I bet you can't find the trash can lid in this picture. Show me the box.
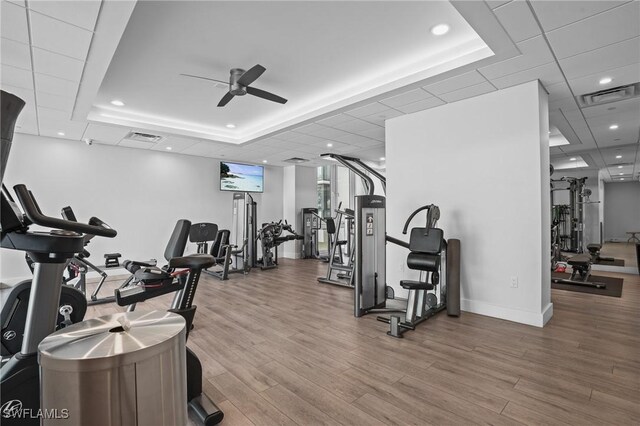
[39,310,186,372]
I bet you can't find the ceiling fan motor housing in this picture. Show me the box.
[229,68,247,96]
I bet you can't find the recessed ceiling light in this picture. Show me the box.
[262,160,268,163]
[57,131,65,136]
[619,173,624,175]
[569,157,576,161]
[226,123,235,129]
[327,143,333,147]
[380,157,386,161]
[609,124,619,130]
[166,146,172,150]
[599,77,612,85]
[615,155,622,159]
[618,165,623,169]
[431,24,449,36]
[620,178,625,181]
[110,100,125,106]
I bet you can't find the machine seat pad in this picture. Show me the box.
[336,240,348,245]
[400,280,435,290]
[123,259,158,273]
[567,254,591,266]
[169,254,215,269]
[407,252,440,272]
[587,244,602,251]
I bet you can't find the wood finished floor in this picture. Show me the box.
[87,260,640,425]
[600,242,638,268]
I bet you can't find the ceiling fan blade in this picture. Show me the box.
[246,86,287,104]
[237,64,266,87]
[180,73,228,85]
[217,92,235,107]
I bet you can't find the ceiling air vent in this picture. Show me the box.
[125,132,164,143]
[577,83,640,107]
[284,157,309,164]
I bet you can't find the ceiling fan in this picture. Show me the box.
[181,64,287,107]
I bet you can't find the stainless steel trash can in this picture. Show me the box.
[38,310,187,426]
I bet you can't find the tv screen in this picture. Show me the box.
[220,161,264,193]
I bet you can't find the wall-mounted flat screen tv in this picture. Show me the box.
[220,161,264,193]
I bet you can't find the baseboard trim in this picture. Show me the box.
[461,298,552,328]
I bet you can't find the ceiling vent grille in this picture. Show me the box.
[125,132,164,143]
[283,157,309,164]
[577,83,640,107]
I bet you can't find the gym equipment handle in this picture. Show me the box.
[13,184,117,238]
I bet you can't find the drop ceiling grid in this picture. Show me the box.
[1,0,102,140]
[2,0,638,173]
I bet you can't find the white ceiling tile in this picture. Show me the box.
[29,11,93,60]
[15,102,38,134]
[439,81,497,103]
[359,109,404,126]
[286,132,325,145]
[28,0,102,32]
[39,118,87,140]
[423,71,487,95]
[33,72,79,97]
[1,84,35,106]
[559,37,640,80]
[380,88,432,108]
[31,47,84,81]
[316,113,354,127]
[586,107,640,128]
[486,1,512,9]
[492,0,541,43]
[582,97,639,119]
[568,63,640,97]
[36,91,75,112]
[396,96,446,114]
[546,81,574,103]
[327,118,380,134]
[37,105,69,121]
[478,36,554,80]
[1,64,33,90]
[530,0,628,32]
[0,37,32,70]
[82,123,131,145]
[181,142,229,157]
[333,133,380,147]
[357,126,385,142]
[292,123,327,136]
[151,135,199,153]
[118,139,156,149]
[345,102,389,118]
[491,61,564,89]
[6,0,26,6]
[272,131,302,141]
[1,1,29,44]
[545,2,640,59]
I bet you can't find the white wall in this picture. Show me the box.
[1,134,283,281]
[604,181,640,242]
[386,81,551,327]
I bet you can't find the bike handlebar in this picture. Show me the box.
[13,184,117,238]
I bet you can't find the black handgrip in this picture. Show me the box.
[13,184,117,238]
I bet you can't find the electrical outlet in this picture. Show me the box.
[510,276,518,288]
